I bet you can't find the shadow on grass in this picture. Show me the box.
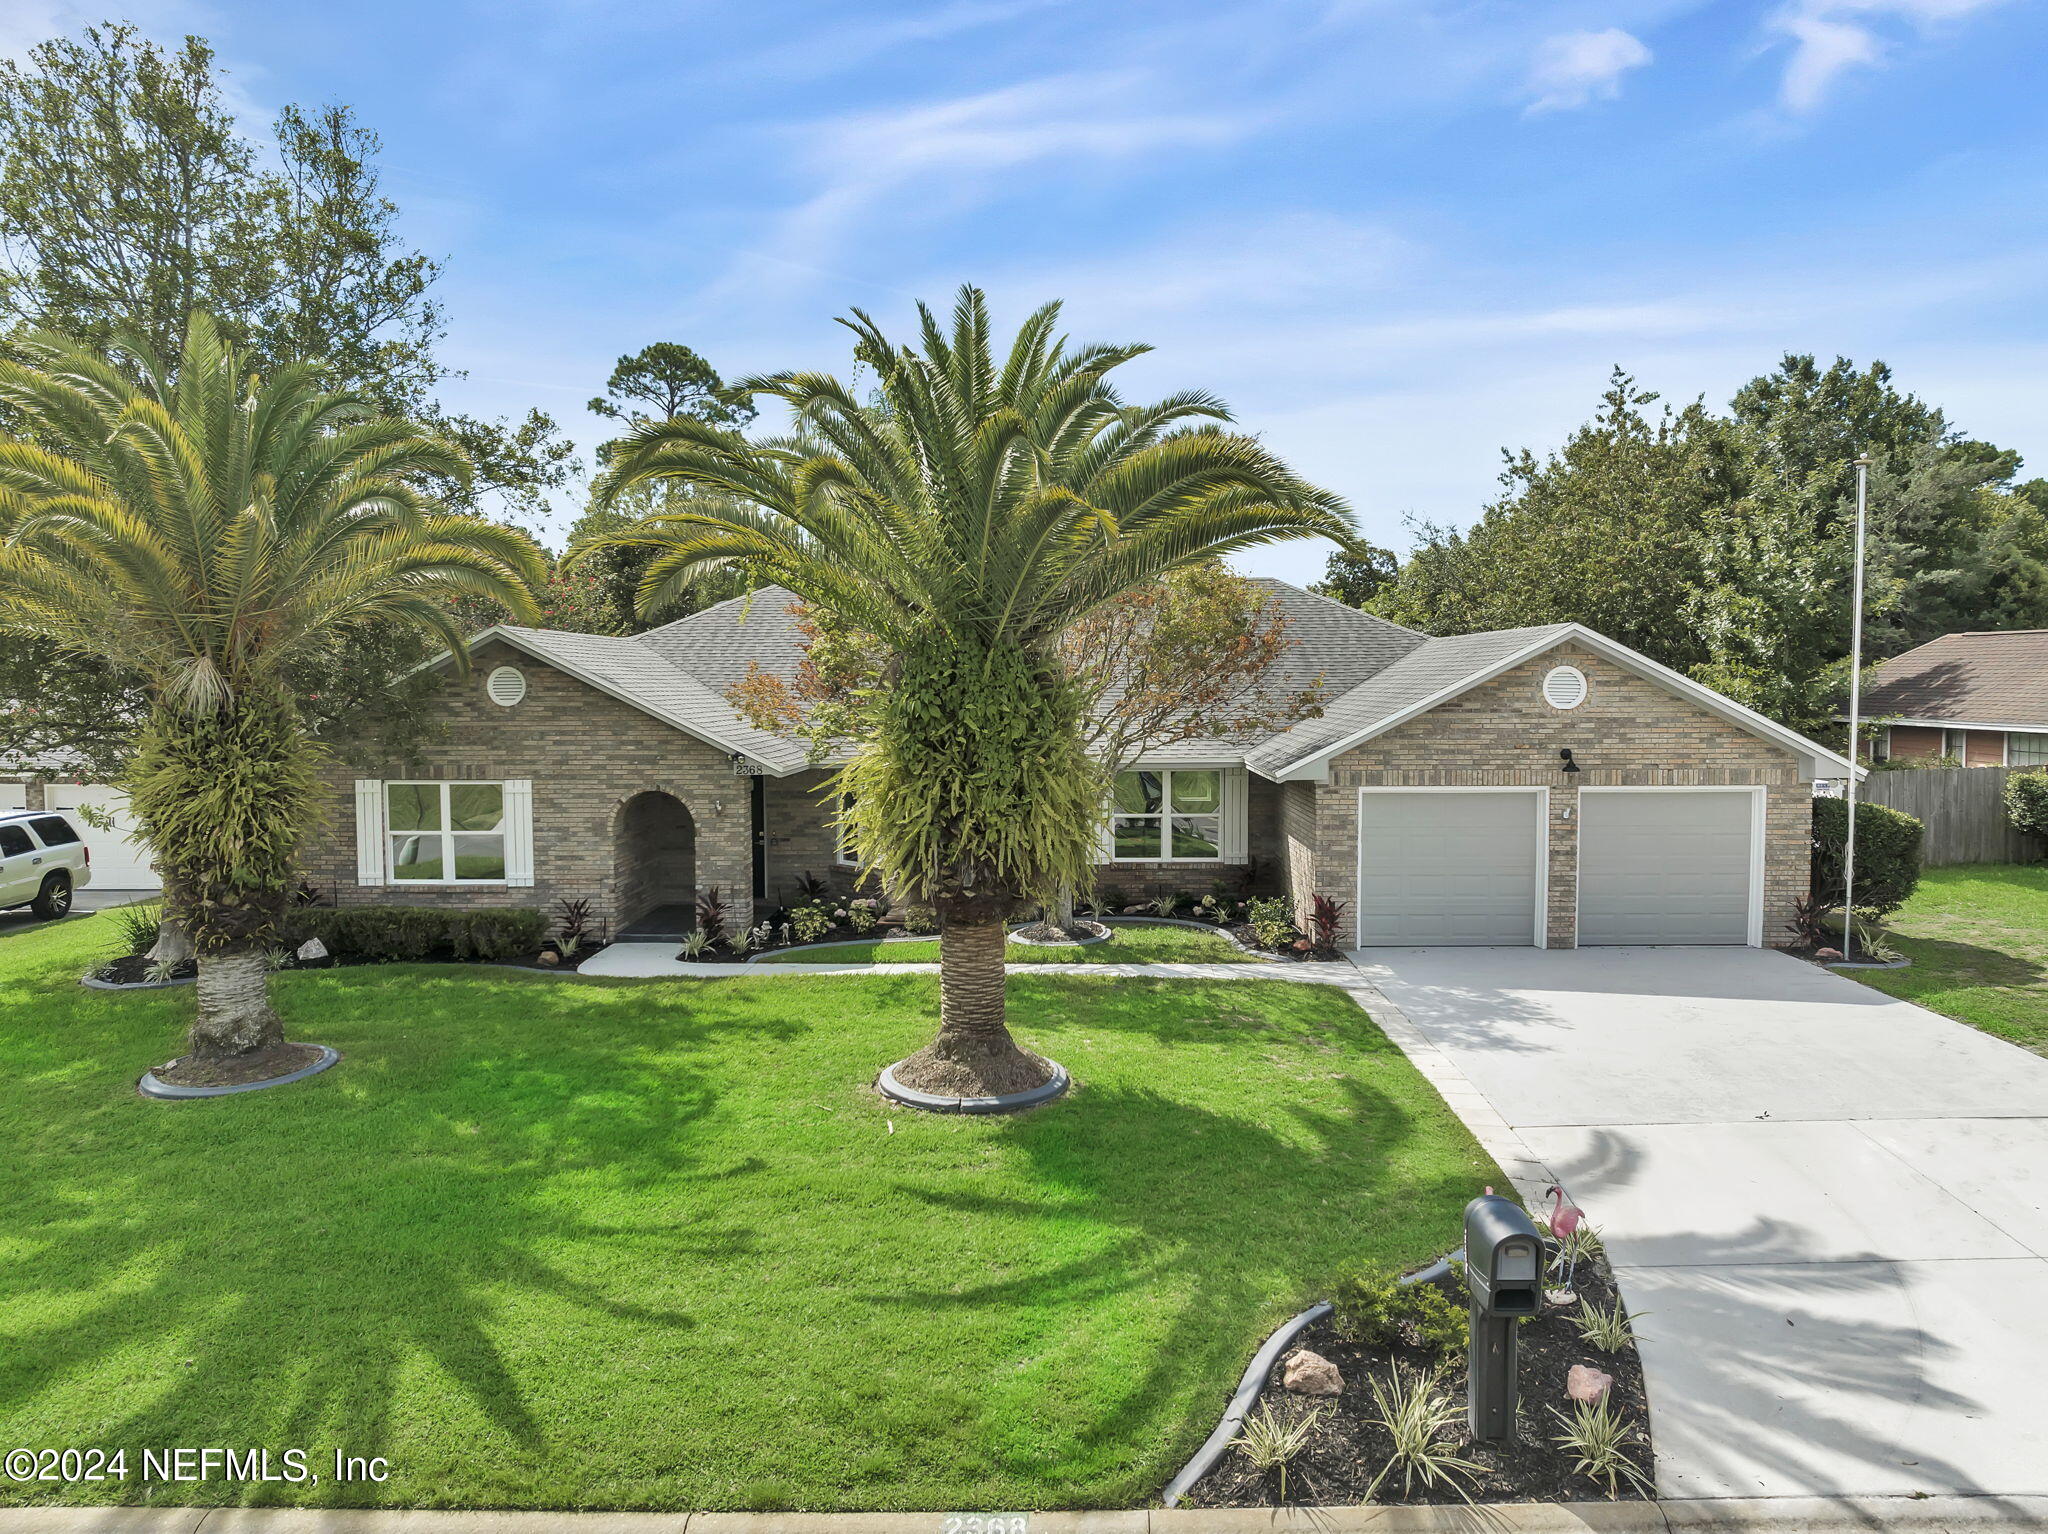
[1885,932,2047,990]
[0,965,801,1505]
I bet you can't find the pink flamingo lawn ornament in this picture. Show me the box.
[1546,1184,1587,1288]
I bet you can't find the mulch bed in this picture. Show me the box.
[151,1040,329,1089]
[91,954,198,986]
[1183,1252,1653,1508]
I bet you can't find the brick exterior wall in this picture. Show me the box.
[760,768,863,907]
[1881,725,1946,761]
[1281,643,1813,949]
[300,640,755,934]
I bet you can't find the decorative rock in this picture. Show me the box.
[537,950,561,967]
[1546,1287,1578,1308]
[1816,947,1843,961]
[296,937,328,962]
[1123,904,1150,915]
[1281,1347,1343,1396]
[1567,1363,1613,1402]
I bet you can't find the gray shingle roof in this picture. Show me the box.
[493,626,810,774]
[1862,630,2048,729]
[1244,624,1575,777]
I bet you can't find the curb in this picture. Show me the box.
[4,1495,2039,1532]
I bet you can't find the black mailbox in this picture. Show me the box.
[1465,1193,1543,1317]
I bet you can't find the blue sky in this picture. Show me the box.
[7,0,2045,581]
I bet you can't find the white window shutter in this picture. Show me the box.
[504,779,535,887]
[354,780,386,886]
[1222,767,1249,863]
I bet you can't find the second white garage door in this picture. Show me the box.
[1356,789,1545,946]
[1578,788,1758,946]
[47,784,160,891]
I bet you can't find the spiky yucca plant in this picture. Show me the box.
[571,286,1355,1098]
[0,315,541,1084]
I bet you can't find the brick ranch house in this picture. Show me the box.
[300,581,1857,950]
[1855,629,2048,768]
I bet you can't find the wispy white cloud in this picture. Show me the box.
[1770,0,2003,111]
[1525,27,1653,113]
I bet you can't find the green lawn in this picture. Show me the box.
[1852,864,2048,1055]
[758,920,1258,965]
[0,912,1493,1512]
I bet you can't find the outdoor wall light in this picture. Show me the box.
[1558,748,1581,774]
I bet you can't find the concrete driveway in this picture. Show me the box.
[1355,946,2048,1502]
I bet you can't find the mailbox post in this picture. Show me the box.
[1463,1192,1543,1442]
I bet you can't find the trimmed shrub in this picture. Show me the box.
[1332,1260,1468,1356]
[1811,795,1924,919]
[2005,769,2048,847]
[281,905,546,964]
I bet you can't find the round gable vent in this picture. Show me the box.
[486,665,528,707]
[1542,664,1588,711]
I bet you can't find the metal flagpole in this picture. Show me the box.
[1842,453,1873,961]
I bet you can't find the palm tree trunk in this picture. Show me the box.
[891,896,1054,1098]
[189,944,285,1059]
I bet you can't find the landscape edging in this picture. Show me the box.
[1158,1253,1457,1508]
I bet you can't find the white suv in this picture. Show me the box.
[0,810,93,919]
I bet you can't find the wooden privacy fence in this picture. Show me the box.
[1860,765,2043,867]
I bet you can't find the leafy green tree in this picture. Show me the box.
[1372,369,1727,668]
[1313,543,1399,608]
[588,342,756,431]
[0,317,540,1084]
[572,286,1353,1098]
[0,24,442,410]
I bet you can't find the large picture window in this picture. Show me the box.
[2011,732,2048,766]
[387,782,507,883]
[1111,768,1223,861]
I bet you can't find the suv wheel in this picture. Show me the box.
[30,872,72,920]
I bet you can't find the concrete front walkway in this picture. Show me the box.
[1355,946,2048,1503]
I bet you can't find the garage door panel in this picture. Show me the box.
[48,785,160,891]
[1579,792,1752,946]
[1357,791,1540,946]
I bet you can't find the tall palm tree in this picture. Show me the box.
[0,315,542,1086]
[572,286,1356,1101]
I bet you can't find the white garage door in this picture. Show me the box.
[1578,789,1757,946]
[1356,789,1544,946]
[47,785,160,891]
[0,783,23,812]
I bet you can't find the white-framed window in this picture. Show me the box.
[354,779,533,887]
[2011,732,2048,766]
[1110,768,1226,861]
[834,793,862,868]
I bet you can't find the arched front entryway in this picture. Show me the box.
[614,791,697,939]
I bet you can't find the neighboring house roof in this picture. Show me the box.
[1859,630,2048,731]
[433,580,1858,781]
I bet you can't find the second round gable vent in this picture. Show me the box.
[486,666,528,707]
[1542,665,1588,711]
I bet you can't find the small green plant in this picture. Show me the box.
[790,904,835,943]
[846,898,880,934]
[1551,1398,1652,1497]
[108,902,163,957]
[1552,1223,1603,1280]
[260,947,294,973]
[554,897,595,950]
[1362,1365,1482,1502]
[1095,883,1128,913]
[1573,1298,1640,1353]
[1245,895,1296,950]
[1332,1263,1468,1356]
[900,904,939,935]
[1150,892,1182,918]
[727,926,754,957]
[1230,1402,1322,1504]
[679,929,715,960]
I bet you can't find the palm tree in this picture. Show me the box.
[572,286,1356,1100]
[0,315,542,1086]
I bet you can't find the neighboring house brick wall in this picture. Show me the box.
[1312,643,1810,948]
[1965,729,2007,767]
[301,640,755,933]
[1886,725,1945,760]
